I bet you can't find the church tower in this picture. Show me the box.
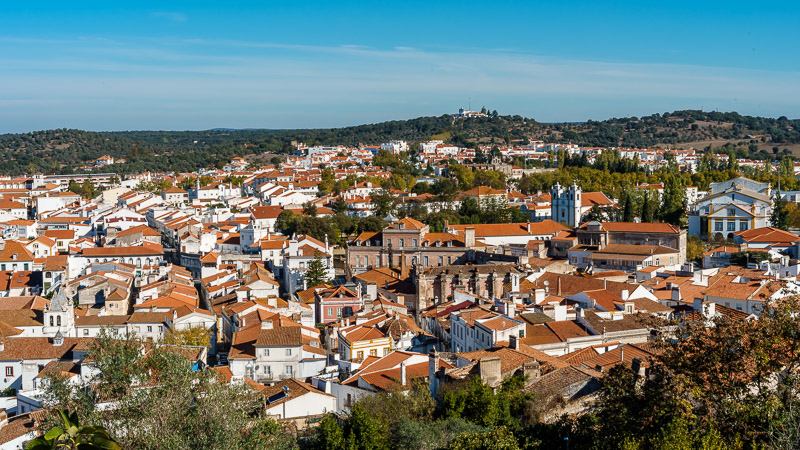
[43,289,75,337]
[550,182,582,227]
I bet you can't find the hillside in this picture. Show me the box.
[0,110,798,176]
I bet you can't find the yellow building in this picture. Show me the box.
[338,323,392,361]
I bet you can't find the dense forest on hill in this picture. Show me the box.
[0,110,797,175]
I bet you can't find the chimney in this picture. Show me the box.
[443,219,449,233]
[631,358,646,378]
[428,349,440,396]
[507,301,516,319]
[523,361,540,384]
[703,301,716,318]
[527,221,531,233]
[621,290,629,301]
[479,356,502,386]
[557,277,562,295]
[620,347,624,363]
[554,304,567,322]
[400,251,409,279]
[509,334,519,350]
[172,309,178,322]
[671,286,681,302]
[464,227,476,248]
[240,316,246,329]
[400,361,407,386]
[693,297,703,311]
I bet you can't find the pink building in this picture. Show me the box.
[314,285,364,324]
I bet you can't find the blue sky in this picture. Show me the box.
[1,1,798,132]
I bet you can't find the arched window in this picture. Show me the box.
[57,316,61,326]
[49,316,54,327]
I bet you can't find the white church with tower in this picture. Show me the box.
[551,182,583,227]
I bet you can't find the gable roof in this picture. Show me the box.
[449,220,567,237]
[734,227,800,243]
[255,326,303,347]
[0,240,34,262]
[580,221,680,234]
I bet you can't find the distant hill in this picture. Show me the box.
[0,110,797,176]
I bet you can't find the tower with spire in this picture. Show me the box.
[43,288,75,337]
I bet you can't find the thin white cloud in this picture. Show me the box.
[150,12,187,23]
[0,35,798,132]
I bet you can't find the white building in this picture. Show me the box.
[688,177,772,238]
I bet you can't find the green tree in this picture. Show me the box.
[27,409,121,450]
[641,191,655,223]
[303,202,318,217]
[585,205,604,222]
[310,415,345,450]
[685,235,705,262]
[370,187,397,218]
[305,252,330,288]
[448,163,475,189]
[164,327,211,347]
[473,170,507,190]
[40,329,289,449]
[622,192,634,222]
[771,191,789,230]
[331,197,348,214]
[344,403,388,450]
[275,210,299,236]
[660,175,687,225]
[447,426,520,450]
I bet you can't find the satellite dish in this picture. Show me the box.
[543,281,550,287]
[283,386,291,396]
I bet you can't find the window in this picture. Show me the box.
[264,349,270,357]
[147,326,153,333]
[384,348,390,356]
[412,239,417,247]
[49,316,54,327]
[714,221,723,232]
[327,307,333,317]
[386,239,391,247]
[337,308,343,318]
[356,256,361,267]
[0,265,4,271]
[740,221,748,231]
[56,316,61,326]
[357,351,364,360]
[423,256,429,266]
[5,367,12,377]
[728,208,735,216]
[412,256,417,265]
[285,349,292,356]
[727,222,735,231]
[438,256,443,266]
[369,349,377,357]
[83,329,89,336]
[375,256,380,266]
[264,365,271,375]
[285,365,293,375]
[399,239,404,248]
[448,256,452,265]
[23,263,29,271]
